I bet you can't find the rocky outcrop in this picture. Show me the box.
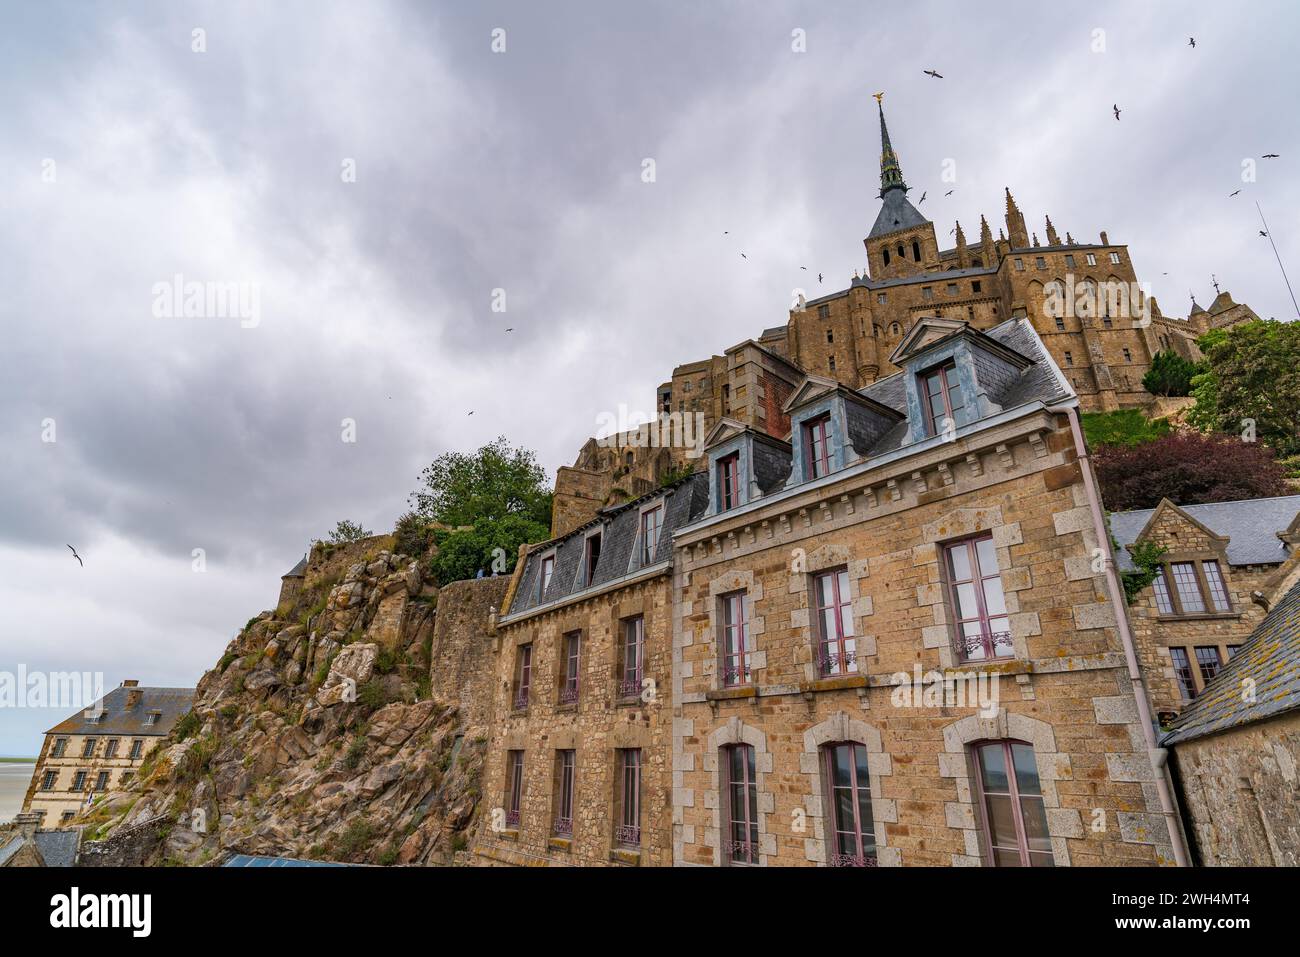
[84,546,497,866]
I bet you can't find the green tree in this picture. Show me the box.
[1187,320,1300,456]
[1141,350,1201,397]
[408,437,552,585]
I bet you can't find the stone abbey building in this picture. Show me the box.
[551,99,1259,538]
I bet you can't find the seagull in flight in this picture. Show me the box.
[505,327,513,332]
[1260,230,1269,238]
[919,191,927,204]
[740,252,747,260]
[1188,37,1195,48]
[1112,104,1121,121]
[1263,153,1280,158]
[944,189,954,196]
[923,69,943,79]
[66,545,83,567]
[467,411,474,416]
[1229,189,1241,197]
[817,273,823,284]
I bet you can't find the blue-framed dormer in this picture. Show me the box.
[781,375,903,489]
[701,418,792,517]
[888,317,1033,445]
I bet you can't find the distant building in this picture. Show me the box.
[0,812,80,867]
[1109,495,1300,723]
[278,553,308,609]
[22,680,194,826]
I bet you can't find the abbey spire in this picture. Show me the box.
[1004,187,1029,248]
[876,96,908,197]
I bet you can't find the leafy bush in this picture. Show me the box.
[356,678,388,711]
[342,735,367,770]
[1095,432,1290,510]
[327,520,372,544]
[334,818,377,857]
[173,711,202,741]
[1081,409,1171,448]
[394,511,438,558]
[1142,350,1202,397]
[1120,539,1168,603]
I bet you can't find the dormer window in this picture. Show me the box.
[920,363,965,436]
[718,453,740,512]
[640,505,663,565]
[581,532,601,588]
[803,415,832,479]
[538,553,555,600]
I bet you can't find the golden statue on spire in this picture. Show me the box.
[873,91,885,104]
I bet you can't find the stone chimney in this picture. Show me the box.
[1100,230,1109,246]
[122,679,142,710]
[13,811,42,838]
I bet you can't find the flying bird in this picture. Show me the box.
[1260,230,1269,237]
[66,545,82,567]
[1188,37,1195,48]
[1112,104,1121,121]
[1230,189,1241,197]
[817,273,823,283]
[1263,153,1280,158]
[923,69,943,79]
[740,252,747,260]
[944,189,954,196]
[949,228,956,235]
[467,411,474,416]
[800,266,807,271]
[919,191,927,204]
[505,327,513,332]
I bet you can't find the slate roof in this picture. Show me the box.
[505,473,709,619]
[868,188,930,239]
[0,830,79,867]
[852,317,1072,458]
[45,686,195,737]
[34,830,79,867]
[1108,495,1300,571]
[283,555,308,578]
[0,837,22,867]
[223,853,350,867]
[1162,578,1300,745]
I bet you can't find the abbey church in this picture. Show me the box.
[552,100,1259,537]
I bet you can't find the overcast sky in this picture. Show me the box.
[1,1,1297,757]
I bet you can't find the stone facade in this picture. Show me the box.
[1111,497,1300,723]
[1171,712,1300,866]
[673,409,1174,867]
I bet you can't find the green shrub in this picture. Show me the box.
[356,679,388,711]
[1142,350,1202,397]
[173,711,202,741]
[334,818,377,857]
[342,735,367,770]
[1081,409,1171,448]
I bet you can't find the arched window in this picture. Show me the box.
[882,247,890,266]
[821,742,876,866]
[912,240,921,261]
[897,244,905,258]
[723,744,759,864]
[889,322,901,335]
[970,740,1053,867]
[873,323,881,336]
[624,451,634,469]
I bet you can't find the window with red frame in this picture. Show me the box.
[972,740,1052,867]
[1169,647,1197,700]
[513,643,532,710]
[614,749,641,847]
[944,535,1012,661]
[720,592,751,686]
[803,415,831,479]
[920,362,965,437]
[724,744,759,864]
[1195,646,1223,686]
[823,742,876,867]
[505,750,524,829]
[618,616,644,698]
[559,632,581,705]
[813,569,857,676]
[718,453,740,511]
[553,750,575,837]
[640,505,663,565]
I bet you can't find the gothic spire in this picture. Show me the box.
[876,96,907,197]
[1045,215,1060,246]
